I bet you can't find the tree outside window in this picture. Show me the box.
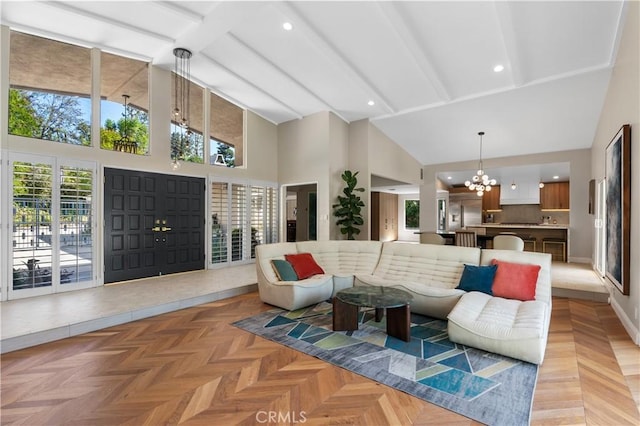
[405,200,420,229]
[9,31,92,146]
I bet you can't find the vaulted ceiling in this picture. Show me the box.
[1,1,627,166]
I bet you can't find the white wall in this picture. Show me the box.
[278,112,332,240]
[591,1,639,343]
[421,149,593,261]
[348,119,423,241]
[329,113,350,240]
[368,124,423,187]
[279,116,423,241]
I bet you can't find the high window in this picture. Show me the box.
[8,31,91,146]
[171,75,204,163]
[100,52,149,155]
[210,92,244,167]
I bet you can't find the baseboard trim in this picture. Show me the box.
[567,256,591,264]
[610,296,640,346]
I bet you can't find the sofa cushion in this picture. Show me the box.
[271,259,298,281]
[456,264,497,295]
[479,249,551,304]
[447,291,548,364]
[373,243,481,289]
[285,253,325,279]
[296,240,382,276]
[491,259,540,301]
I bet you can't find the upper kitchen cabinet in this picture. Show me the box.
[540,182,570,211]
[482,185,501,211]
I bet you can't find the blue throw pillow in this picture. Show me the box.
[456,264,498,295]
[271,259,298,281]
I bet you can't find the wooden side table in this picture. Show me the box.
[332,286,412,342]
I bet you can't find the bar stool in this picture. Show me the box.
[519,235,537,252]
[542,237,566,261]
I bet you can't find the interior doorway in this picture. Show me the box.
[282,183,317,242]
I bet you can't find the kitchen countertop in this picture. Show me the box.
[477,224,569,229]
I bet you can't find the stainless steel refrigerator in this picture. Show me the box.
[448,198,482,230]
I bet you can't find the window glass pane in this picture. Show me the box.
[250,186,264,259]
[265,187,278,244]
[9,31,91,146]
[60,166,93,284]
[405,200,420,229]
[210,138,234,167]
[210,92,243,167]
[171,75,204,163]
[100,52,149,155]
[211,182,228,264]
[231,184,246,261]
[12,161,53,289]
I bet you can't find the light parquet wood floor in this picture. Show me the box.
[1,293,639,425]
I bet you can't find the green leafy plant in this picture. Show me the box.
[333,170,365,240]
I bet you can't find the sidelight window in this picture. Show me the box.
[10,154,96,299]
[210,179,277,266]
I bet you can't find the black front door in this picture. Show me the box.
[104,168,205,283]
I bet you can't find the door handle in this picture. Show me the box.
[161,226,172,232]
[151,226,161,232]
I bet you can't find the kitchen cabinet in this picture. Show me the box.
[371,192,398,241]
[540,182,570,210]
[482,185,501,211]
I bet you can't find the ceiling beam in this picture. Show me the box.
[493,1,526,87]
[4,20,154,62]
[153,1,205,24]
[226,33,349,123]
[277,2,396,114]
[199,52,304,121]
[40,1,175,44]
[376,2,451,103]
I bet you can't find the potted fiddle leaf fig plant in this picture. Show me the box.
[333,170,365,240]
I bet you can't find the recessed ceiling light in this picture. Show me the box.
[447,176,452,180]
[553,175,559,180]
[283,22,293,31]
[367,100,375,106]
[493,64,504,73]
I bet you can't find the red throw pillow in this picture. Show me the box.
[284,253,325,279]
[491,259,541,301]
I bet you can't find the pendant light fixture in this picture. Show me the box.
[113,94,138,154]
[171,47,193,169]
[464,131,497,196]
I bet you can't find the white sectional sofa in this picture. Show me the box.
[255,240,552,364]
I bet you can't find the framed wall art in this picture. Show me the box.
[605,124,631,295]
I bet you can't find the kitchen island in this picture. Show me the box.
[471,224,569,261]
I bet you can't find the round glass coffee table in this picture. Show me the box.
[333,286,413,342]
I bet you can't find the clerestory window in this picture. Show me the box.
[8,31,91,146]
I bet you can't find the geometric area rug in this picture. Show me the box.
[233,302,539,426]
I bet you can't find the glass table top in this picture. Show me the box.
[335,286,412,308]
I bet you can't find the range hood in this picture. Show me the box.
[500,181,540,205]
